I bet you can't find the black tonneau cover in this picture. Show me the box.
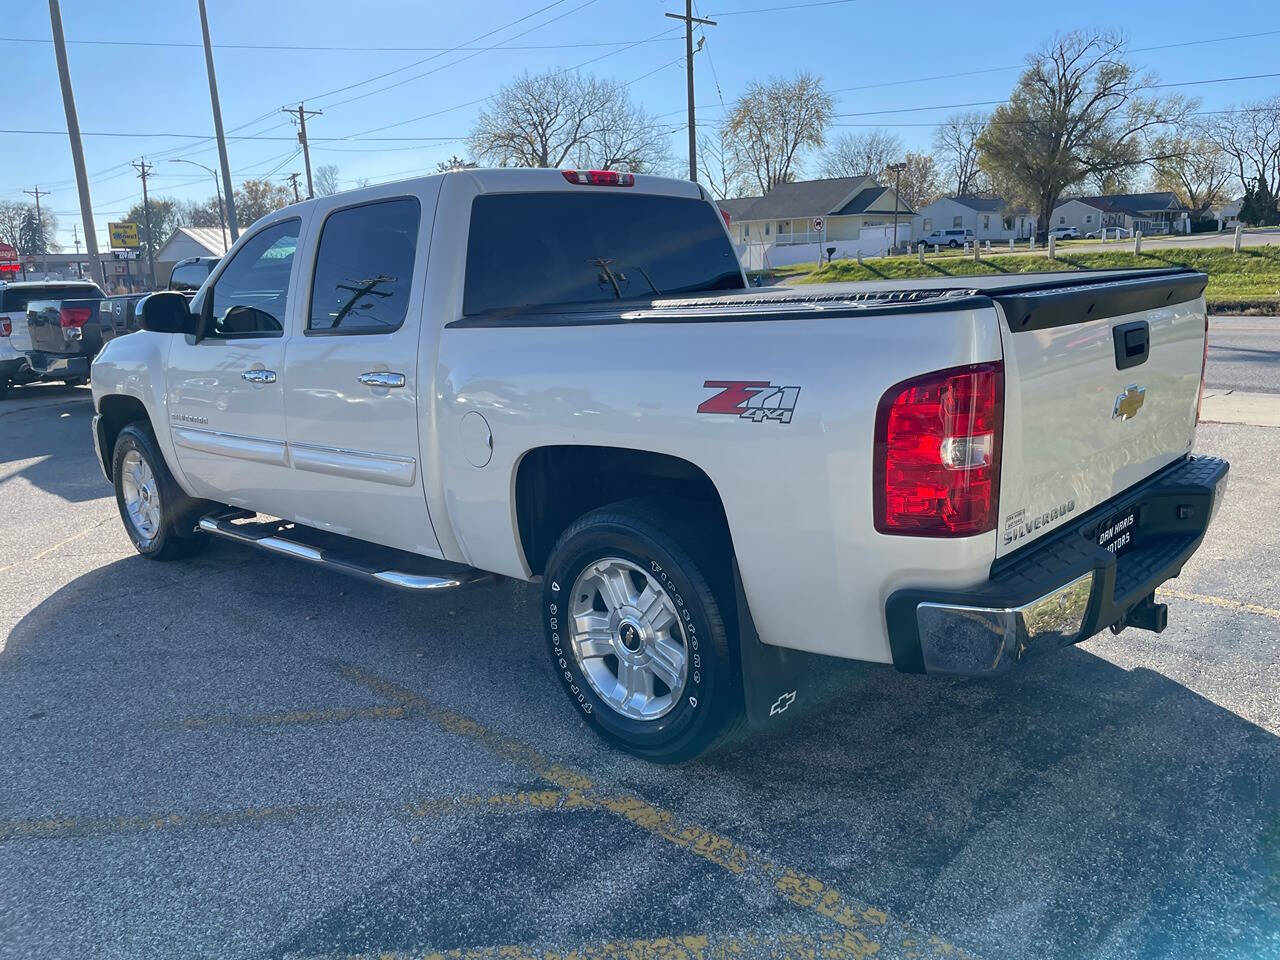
[449,267,1207,329]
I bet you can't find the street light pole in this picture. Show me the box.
[170,158,227,253]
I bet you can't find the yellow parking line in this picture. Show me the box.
[183,703,420,729]
[345,930,896,960]
[0,519,109,574]
[336,664,969,960]
[1158,587,1280,621]
[0,805,311,841]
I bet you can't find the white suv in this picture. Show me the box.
[921,228,975,248]
[1048,225,1080,239]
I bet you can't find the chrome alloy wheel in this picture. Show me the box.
[569,557,688,721]
[120,449,162,543]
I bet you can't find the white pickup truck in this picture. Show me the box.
[90,168,1228,762]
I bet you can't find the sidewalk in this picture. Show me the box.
[1199,389,1280,428]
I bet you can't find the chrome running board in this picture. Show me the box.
[197,508,492,592]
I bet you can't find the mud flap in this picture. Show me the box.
[733,558,812,729]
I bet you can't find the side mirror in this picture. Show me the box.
[139,292,197,335]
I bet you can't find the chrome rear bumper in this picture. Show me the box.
[886,455,1229,676]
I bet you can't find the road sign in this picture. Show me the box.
[812,217,823,231]
[108,221,140,249]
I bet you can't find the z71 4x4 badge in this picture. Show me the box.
[698,380,801,424]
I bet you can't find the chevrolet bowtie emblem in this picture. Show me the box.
[1113,384,1146,421]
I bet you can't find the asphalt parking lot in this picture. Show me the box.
[1,328,1277,959]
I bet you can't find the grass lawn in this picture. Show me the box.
[774,246,1280,313]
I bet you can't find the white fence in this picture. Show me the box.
[734,224,910,271]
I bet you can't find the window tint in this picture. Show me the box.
[464,192,743,316]
[169,262,210,292]
[209,220,299,338]
[308,197,420,334]
[2,285,101,312]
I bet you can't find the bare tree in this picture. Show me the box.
[892,152,943,210]
[1147,129,1234,209]
[726,72,833,193]
[933,111,987,195]
[434,155,477,173]
[314,163,342,197]
[820,129,902,179]
[469,69,667,172]
[1209,97,1280,197]
[0,200,27,251]
[697,123,749,200]
[977,30,1195,238]
[582,99,671,174]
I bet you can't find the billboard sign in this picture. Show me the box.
[108,222,140,249]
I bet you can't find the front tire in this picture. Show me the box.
[112,423,208,561]
[542,501,743,763]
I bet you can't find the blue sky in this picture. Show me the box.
[3,0,1278,250]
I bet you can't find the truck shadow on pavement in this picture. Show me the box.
[2,543,1277,960]
[0,388,101,503]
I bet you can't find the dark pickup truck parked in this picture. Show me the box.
[1,281,145,397]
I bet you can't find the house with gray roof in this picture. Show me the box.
[912,196,1036,242]
[716,175,914,250]
[1052,191,1190,236]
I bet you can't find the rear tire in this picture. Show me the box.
[542,500,743,763]
[112,423,209,561]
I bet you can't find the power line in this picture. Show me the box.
[312,0,603,112]
[0,35,680,52]
[300,0,577,107]
[708,0,856,14]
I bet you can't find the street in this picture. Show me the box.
[1056,229,1280,256]
[0,327,1277,960]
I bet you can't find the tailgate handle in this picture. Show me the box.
[1112,320,1149,370]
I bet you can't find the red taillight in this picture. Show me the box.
[59,307,92,328]
[721,209,731,228]
[874,362,1004,537]
[1196,313,1209,424]
[561,169,635,187]
[0,317,10,337]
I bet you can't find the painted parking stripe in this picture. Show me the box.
[1158,587,1280,621]
[335,664,972,960]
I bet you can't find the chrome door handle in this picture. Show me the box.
[242,369,277,384]
[358,371,405,388]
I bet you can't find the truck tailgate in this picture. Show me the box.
[23,298,105,356]
[994,271,1207,558]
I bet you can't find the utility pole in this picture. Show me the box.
[47,0,103,287]
[23,186,50,250]
[198,0,239,242]
[665,2,715,183]
[133,158,157,289]
[887,161,906,256]
[282,104,322,199]
[286,172,302,204]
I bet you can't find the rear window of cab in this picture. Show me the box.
[462,192,743,317]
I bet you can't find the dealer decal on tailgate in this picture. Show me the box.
[698,380,801,424]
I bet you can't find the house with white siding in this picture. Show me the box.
[912,196,1035,242]
[716,176,914,268]
[1051,192,1191,236]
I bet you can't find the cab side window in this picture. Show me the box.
[307,197,420,335]
[207,220,300,339]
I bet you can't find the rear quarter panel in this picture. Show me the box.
[435,305,1004,663]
